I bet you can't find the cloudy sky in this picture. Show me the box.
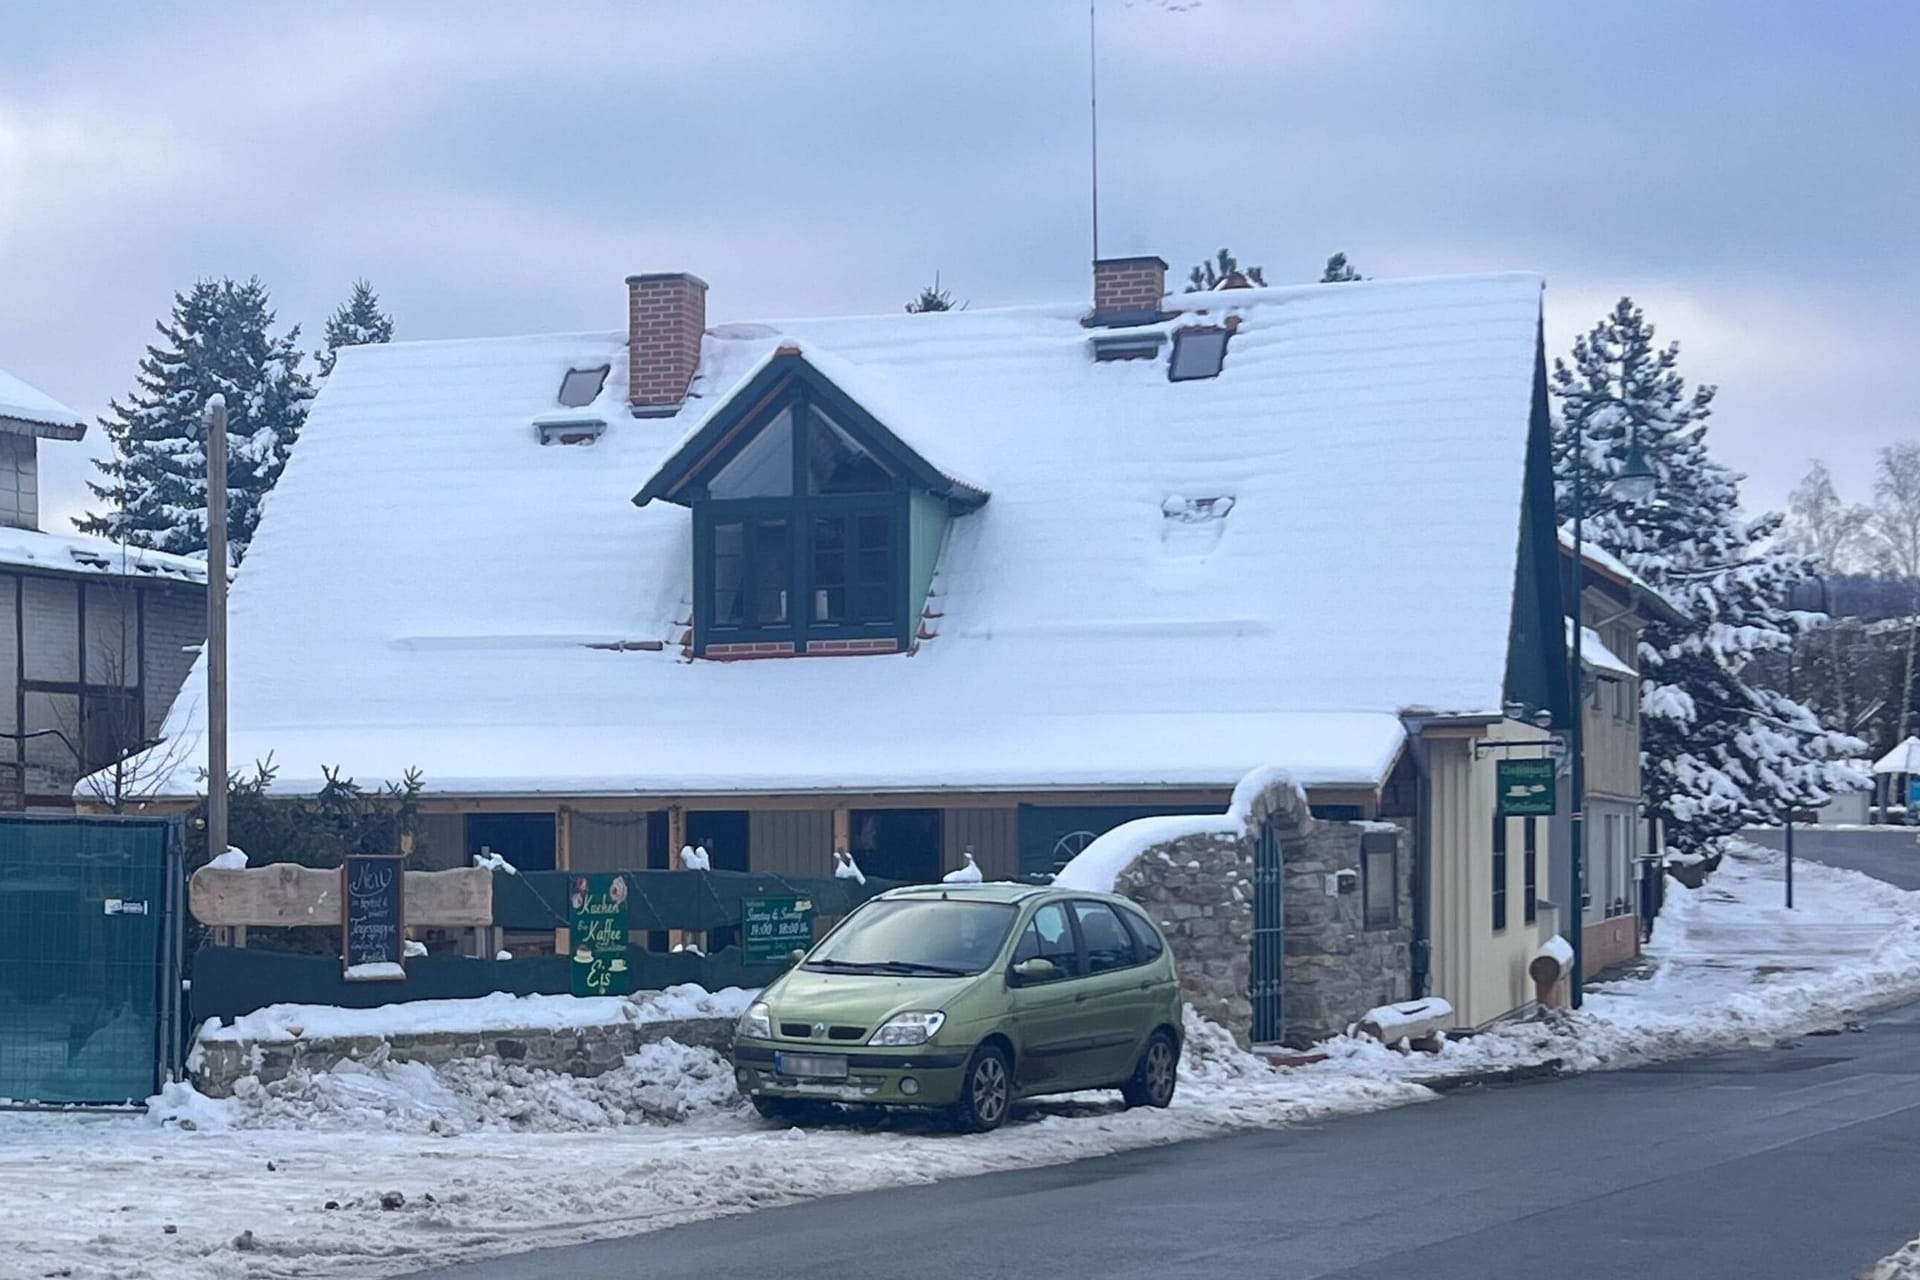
[1,1,1913,532]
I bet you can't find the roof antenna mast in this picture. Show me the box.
[1089,0,1101,262]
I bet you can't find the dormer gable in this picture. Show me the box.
[633,345,987,659]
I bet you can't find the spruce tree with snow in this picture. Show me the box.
[315,279,395,376]
[80,277,313,562]
[904,273,963,314]
[1552,297,1863,854]
[1319,252,1363,283]
[1186,248,1265,292]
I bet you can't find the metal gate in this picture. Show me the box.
[1250,819,1285,1044]
[0,816,184,1105]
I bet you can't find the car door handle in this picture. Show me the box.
[1074,993,1087,1004]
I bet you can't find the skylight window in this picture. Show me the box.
[1168,327,1229,382]
[557,365,610,408]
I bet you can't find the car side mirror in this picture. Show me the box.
[788,949,809,968]
[1011,957,1060,986]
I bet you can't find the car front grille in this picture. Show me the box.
[778,1022,869,1041]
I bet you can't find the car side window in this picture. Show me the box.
[1072,901,1137,974]
[1117,905,1165,962]
[1013,902,1080,975]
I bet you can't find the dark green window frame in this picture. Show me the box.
[689,383,911,654]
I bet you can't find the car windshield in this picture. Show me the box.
[805,899,1019,976]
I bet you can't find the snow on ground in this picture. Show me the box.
[198,984,754,1047]
[1879,1235,1920,1280]
[4,838,1918,1280]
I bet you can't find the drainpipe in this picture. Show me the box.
[1402,718,1434,999]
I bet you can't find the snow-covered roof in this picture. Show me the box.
[0,525,208,585]
[0,366,87,440]
[1873,737,1920,775]
[126,271,1545,799]
[1560,529,1683,623]
[1567,618,1634,679]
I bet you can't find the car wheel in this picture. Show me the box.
[951,1043,1013,1133]
[1121,1030,1179,1109]
[750,1095,809,1124]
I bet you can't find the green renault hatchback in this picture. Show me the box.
[730,883,1182,1131]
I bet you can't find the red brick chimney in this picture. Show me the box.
[626,271,708,415]
[1090,255,1168,326]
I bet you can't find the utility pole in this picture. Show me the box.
[204,395,229,864]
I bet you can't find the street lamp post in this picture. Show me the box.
[1566,429,1654,1010]
[1782,572,1831,911]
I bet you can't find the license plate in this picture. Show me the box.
[774,1052,848,1079]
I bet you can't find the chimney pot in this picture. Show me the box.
[626,272,708,413]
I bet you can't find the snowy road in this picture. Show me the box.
[412,999,1920,1280]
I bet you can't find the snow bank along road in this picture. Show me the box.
[6,840,1920,1280]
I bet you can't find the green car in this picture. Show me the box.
[730,882,1182,1131]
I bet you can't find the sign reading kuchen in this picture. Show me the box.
[742,894,815,965]
[1496,757,1557,817]
[569,874,632,997]
[342,854,406,980]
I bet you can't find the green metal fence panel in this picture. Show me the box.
[0,817,180,1105]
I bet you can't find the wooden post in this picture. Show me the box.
[554,806,573,955]
[667,805,688,950]
[832,805,851,856]
[203,396,229,868]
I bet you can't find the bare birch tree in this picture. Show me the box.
[1868,443,1920,741]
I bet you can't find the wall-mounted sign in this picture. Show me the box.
[570,874,632,997]
[1496,758,1557,817]
[743,895,814,965]
[343,854,406,980]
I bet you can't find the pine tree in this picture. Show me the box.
[315,279,395,376]
[1320,252,1363,283]
[79,278,313,562]
[1185,248,1265,292]
[904,273,964,314]
[1552,297,1863,854]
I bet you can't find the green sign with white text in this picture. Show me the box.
[569,874,631,997]
[742,895,814,965]
[1496,758,1557,817]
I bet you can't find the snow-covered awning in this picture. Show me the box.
[1567,618,1634,679]
[0,526,208,584]
[1873,736,1920,775]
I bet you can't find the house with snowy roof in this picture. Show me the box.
[121,254,1592,1028]
[0,366,206,807]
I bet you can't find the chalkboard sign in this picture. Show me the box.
[742,894,814,965]
[342,854,406,981]
[569,874,632,997]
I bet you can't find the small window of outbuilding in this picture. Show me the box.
[558,365,610,408]
[1168,327,1229,381]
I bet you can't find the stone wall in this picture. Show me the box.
[1282,823,1413,1047]
[1113,828,1253,1036]
[1105,774,1411,1049]
[191,1015,733,1098]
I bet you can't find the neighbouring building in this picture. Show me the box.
[0,367,206,807]
[1553,535,1683,977]
[114,254,1588,1036]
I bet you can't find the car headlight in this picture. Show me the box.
[736,1001,772,1040]
[869,1011,946,1046]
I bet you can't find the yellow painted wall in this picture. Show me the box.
[1426,726,1563,1027]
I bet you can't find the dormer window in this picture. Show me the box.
[634,346,987,658]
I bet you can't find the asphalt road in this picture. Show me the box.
[1745,824,1920,891]
[412,1007,1920,1280]
[410,832,1920,1280]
